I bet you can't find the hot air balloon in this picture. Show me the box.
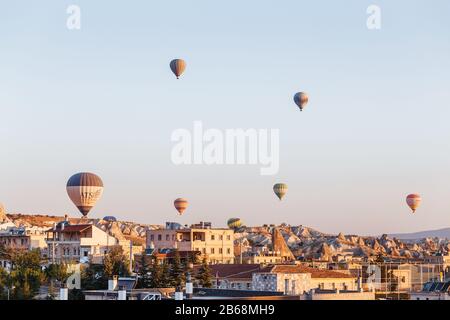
[66,172,104,218]
[406,194,422,213]
[227,218,243,230]
[103,216,117,222]
[170,59,186,79]
[273,183,288,200]
[294,92,309,111]
[174,198,188,215]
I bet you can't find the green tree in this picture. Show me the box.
[81,264,108,290]
[148,257,163,288]
[8,249,45,299]
[136,254,152,288]
[45,263,71,299]
[160,261,171,287]
[196,257,212,288]
[103,246,130,278]
[169,249,185,287]
[0,266,9,299]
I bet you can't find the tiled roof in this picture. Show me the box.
[193,264,355,280]
[46,224,92,233]
[193,264,264,280]
[269,265,355,278]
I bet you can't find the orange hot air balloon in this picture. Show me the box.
[174,198,188,215]
[406,194,422,213]
[170,59,186,79]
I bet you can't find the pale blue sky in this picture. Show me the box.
[1,1,449,235]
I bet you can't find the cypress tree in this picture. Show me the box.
[196,257,212,288]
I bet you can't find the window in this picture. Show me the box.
[227,248,231,254]
[73,248,77,255]
[202,248,206,254]
[220,235,223,240]
[211,235,215,241]
[227,235,231,241]
[284,279,289,295]
[158,234,162,241]
[211,248,215,254]
[219,248,223,254]
[84,251,88,257]
[166,234,170,241]
[150,235,154,241]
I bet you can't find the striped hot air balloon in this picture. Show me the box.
[294,92,309,111]
[406,194,422,213]
[273,183,288,201]
[66,172,104,217]
[227,218,243,230]
[170,59,186,79]
[174,198,188,215]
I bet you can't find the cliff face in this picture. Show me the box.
[6,214,161,246]
[0,204,8,223]
[236,225,450,261]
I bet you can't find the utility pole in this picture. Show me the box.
[129,240,133,274]
[240,239,243,264]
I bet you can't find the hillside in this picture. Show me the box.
[389,228,450,240]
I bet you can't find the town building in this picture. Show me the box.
[410,281,450,300]
[146,222,234,264]
[193,264,358,295]
[0,226,47,251]
[424,252,450,273]
[242,252,283,265]
[45,220,121,264]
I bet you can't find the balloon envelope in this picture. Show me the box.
[174,198,188,215]
[227,218,243,229]
[170,59,186,79]
[66,172,104,217]
[406,194,422,213]
[103,216,117,222]
[273,183,288,200]
[294,92,309,111]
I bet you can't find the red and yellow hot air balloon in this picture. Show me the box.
[170,59,186,79]
[174,198,188,215]
[406,194,422,213]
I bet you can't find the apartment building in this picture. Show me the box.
[45,221,120,263]
[146,222,234,264]
[193,264,357,295]
[0,226,47,251]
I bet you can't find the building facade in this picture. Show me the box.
[146,222,234,264]
[45,222,120,264]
